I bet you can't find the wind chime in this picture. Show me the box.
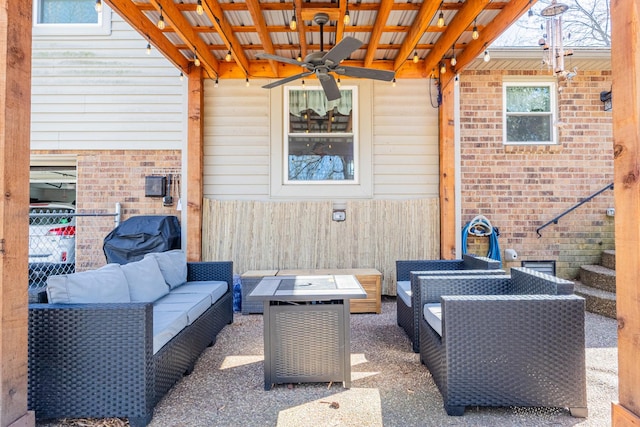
[539,1,576,84]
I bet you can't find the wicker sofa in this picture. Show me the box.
[28,251,233,427]
[417,267,587,417]
[395,254,502,352]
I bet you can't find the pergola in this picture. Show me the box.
[0,0,638,426]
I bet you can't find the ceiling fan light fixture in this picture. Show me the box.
[225,50,232,62]
[196,0,204,15]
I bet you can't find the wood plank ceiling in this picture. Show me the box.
[104,0,536,84]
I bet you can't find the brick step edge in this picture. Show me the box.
[601,250,616,271]
[579,264,616,293]
[574,281,616,319]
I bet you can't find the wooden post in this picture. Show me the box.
[186,68,204,262]
[0,1,35,426]
[611,0,640,425]
[439,79,456,260]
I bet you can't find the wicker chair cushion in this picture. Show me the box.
[154,292,212,324]
[152,310,189,354]
[145,249,188,289]
[173,280,229,304]
[397,280,412,306]
[423,303,442,336]
[121,256,170,302]
[46,263,131,304]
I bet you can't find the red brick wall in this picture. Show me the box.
[459,69,614,279]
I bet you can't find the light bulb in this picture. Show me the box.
[194,55,201,67]
[94,0,102,13]
[337,78,341,88]
[437,11,445,28]
[451,55,457,67]
[343,10,350,25]
[472,24,479,40]
[157,14,166,30]
[214,78,219,88]
[245,78,250,87]
[297,52,302,62]
[290,15,297,31]
[179,72,184,81]
[146,43,151,55]
[301,79,305,88]
[440,63,446,74]
[413,51,419,64]
[196,0,204,15]
[527,9,534,23]
[454,75,459,86]
[225,50,232,62]
[483,50,490,62]
[392,78,396,87]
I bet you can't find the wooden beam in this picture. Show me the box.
[611,0,640,424]
[335,0,347,43]
[0,1,33,425]
[393,0,440,71]
[202,0,251,77]
[245,0,279,76]
[106,0,190,73]
[439,79,456,260]
[447,0,536,85]
[186,67,204,262]
[364,0,394,67]
[422,0,490,77]
[150,0,219,79]
[293,0,308,59]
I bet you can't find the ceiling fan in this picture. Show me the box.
[256,12,396,101]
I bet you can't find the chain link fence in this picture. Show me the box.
[28,203,121,300]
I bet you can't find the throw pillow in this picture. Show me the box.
[121,256,170,302]
[46,263,131,304]
[144,249,187,289]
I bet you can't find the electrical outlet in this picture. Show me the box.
[332,210,346,221]
[606,208,615,217]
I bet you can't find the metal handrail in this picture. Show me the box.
[536,182,614,238]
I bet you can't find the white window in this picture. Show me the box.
[503,81,557,145]
[285,86,358,184]
[33,0,111,35]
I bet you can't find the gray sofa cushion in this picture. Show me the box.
[46,263,130,304]
[172,280,228,304]
[152,310,189,354]
[144,250,187,289]
[423,303,442,336]
[154,292,211,324]
[397,280,411,307]
[121,256,170,302]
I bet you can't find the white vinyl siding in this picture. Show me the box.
[31,11,185,150]
[203,78,439,201]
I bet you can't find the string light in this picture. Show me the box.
[94,0,102,13]
[146,42,151,55]
[472,20,479,40]
[337,78,341,88]
[290,14,297,31]
[450,44,457,67]
[225,50,232,62]
[440,62,447,75]
[245,77,250,87]
[392,78,396,87]
[483,50,491,62]
[196,0,204,16]
[301,79,305,88]
[194,53,201,67]
[297,52,302,62]
[179,72,184,81]
[157,7,166,30]
[413,51,419,64]
[437,2,445,28]
[214,77,219,88]
[344,2,350,25]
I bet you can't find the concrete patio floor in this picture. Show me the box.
[37,297,618,427]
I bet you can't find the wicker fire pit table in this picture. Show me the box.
[247,274,366,390]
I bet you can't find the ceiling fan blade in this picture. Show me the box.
[322,37,363,66]
[335,66,395,82]
[262,71,314,89]
[256,52,307,68]
[318,74,341,101]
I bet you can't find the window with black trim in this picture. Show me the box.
[285,86,358,183]
[503,81,557,145]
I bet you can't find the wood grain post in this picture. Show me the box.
[186,67,204,262]
[439,79,456,260]
[611,0,640,424]
[0,1,35,426]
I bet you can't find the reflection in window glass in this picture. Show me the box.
[39,0,98,24]
[286,88,356,182]
[504,83,556,145]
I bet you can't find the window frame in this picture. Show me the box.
[502,79,558,146]
[33,0,112,36]
[283,85,359,185]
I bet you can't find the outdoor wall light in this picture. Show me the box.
[600,90,612,111]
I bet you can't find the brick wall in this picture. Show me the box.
[459,69,614,279]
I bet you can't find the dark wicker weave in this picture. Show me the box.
[418,268,587,417]
[28,261,233,427]
[395,255,501,352]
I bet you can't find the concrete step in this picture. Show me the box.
[574,281,616,319]
[579,264,616,293]
[601,249,616,271]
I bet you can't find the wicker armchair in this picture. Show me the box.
[418,267,587,417]
[395,255,502,352]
